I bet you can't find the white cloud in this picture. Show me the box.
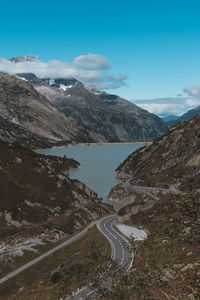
[183,83,200,107]
[132,97,196,117]
[74,53,111,70]
[184,83,200,98]
[133,82,200,117]
[185,98,200,107]
[0,54,126,90]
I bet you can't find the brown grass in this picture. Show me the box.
[0,225,111,300]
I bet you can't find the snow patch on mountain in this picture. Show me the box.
[59,84,73,91]
[83,84,102,95]
[15,75,28,82]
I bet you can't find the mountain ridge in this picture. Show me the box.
[16,72,169,143]
[167,105,200,126]
[0,73,106,148]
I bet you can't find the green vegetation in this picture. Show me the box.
[0,239,62,278]
[0,226,111,300]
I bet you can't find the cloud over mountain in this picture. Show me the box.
[0,54,127,90]
[133,82,200,117]
[184,83,200,99]
[74,54,111,70]
[132,98,189,117]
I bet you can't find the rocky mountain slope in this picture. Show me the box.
[0,114,59,149]
[0,139,112,240]
[168,105,200,126]
[162,114,179,123]
[16,73,168,142]
[0,74,105,149]
[109,114,200,213]
[0,138,112,286]
[107,114,200,299]
[115,114,200,187]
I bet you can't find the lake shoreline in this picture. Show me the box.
[38,144,145,204]
[36,141,151,152]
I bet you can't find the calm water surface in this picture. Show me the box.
[39,145,144,204]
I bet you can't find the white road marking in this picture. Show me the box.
[97,219,116,260]
[86,288,97,296]
[104,219,125,265]
[121,244,125,265]
[103,222,117,240]
[111,223,134,272]
[67,215,135,299]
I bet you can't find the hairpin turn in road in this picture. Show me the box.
[69,215,134,300]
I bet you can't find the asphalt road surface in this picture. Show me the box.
[68,215,134,299]
[0,215,134,300]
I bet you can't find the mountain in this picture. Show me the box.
[109,113,200,211]
[0,138,112,251]
[167,105,200,126]
[116,113,200,187]
[162,114,179,122]
[16,73,169,142]
[0,114,57,149]
[107,114,200,299]
[0,74,106,148]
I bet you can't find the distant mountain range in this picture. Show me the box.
[165,105,200,126]
[132,97,200,126]
[162,115,179,122]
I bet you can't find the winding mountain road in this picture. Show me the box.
[69,215,134,300]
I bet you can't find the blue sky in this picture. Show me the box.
[1,0,200,115]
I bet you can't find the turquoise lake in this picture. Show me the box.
[39,144,144,204]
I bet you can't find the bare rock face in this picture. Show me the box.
[16,73,169,143]
[0,74,106,148]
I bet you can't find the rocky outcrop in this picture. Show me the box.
[16,73,169,142]
[0,74,106,149]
